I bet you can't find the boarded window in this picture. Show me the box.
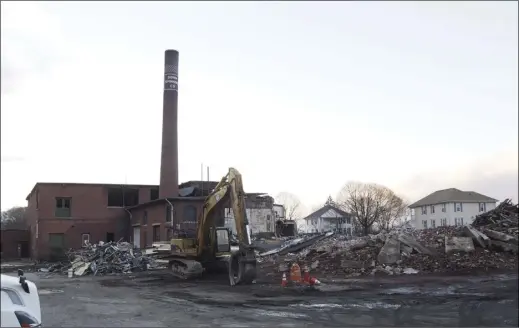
[107,187,139,207]
[184,205,197,224]
[55,198,71,217]
[153,225,161,242]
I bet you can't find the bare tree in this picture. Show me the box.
[337,182,407,236]
[275,192,303,221]
[1,206,28,230]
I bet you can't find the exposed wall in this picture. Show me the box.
[129,199,205,247]
[412,201,497,229]
[1,229,30,260]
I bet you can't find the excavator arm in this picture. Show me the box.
[196,168,257,285]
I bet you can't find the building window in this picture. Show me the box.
[441,204,446,212]
[421,206,427,215]
[440,218,447,226]
[184,205,197,224]
[454,217,464,226]
[153,225,160,242]
[430,205,435,214]
[166,205,172,223]
[150,188,159,201]
[431,219,436,228]
[267,215,271,221]
[454,203,463,212]
[346,216,351,224]
[346,227,352,235]
[55,198,71,217]
[479,203,486,212]
[107,187,139,207]
[142,211,148,225]
[81,233,90,247]
[422,220,428,229]
[106,233,115,242]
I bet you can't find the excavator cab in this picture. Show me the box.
[209,226,231,254]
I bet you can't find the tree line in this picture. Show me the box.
[276,182,409,236]
[1,206,28,230]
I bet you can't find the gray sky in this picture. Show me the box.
[1,1,518,211]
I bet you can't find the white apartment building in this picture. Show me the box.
[409,188,498,230]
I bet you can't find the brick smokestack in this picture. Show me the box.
[159,49,180,198]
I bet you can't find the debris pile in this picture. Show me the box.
[472,199,519,236]
[259,201,519,279]
[44,241,156,276]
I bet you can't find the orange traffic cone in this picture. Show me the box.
[302,265,310,284]
[309,276,321,285]
[281,272,288,287]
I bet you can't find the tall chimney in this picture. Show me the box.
[159,49,180,198]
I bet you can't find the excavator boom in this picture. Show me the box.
[167,167,257,285]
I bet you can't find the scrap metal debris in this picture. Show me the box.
[44,240,157,276]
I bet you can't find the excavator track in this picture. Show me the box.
[168,259,204,280]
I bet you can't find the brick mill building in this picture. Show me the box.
[23,50,228,261]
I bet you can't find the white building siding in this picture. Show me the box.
[412,202,496,230]
[304,208,353,234]
[224,208,275,234]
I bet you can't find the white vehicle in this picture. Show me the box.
[1,270,42,327]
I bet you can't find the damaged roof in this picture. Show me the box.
[408,188,498,208]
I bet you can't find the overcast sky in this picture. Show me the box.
[1,1,518,212]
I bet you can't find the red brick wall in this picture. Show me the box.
[25,183,156,260]
[1,230,30,260]
[129,199,206,247]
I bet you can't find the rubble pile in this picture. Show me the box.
[260,202,519,278]
[44,241,156,276]
[472,199,519,236]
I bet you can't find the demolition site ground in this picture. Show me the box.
[18,269,519,327]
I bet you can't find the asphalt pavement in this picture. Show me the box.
[18,270,519,327]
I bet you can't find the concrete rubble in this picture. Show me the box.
[43,241,157,276]
[259,200,519,279]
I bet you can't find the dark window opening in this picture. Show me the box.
[150,188,159,201]
[153,225,161,242]
[143,211,148,225]
[55,197,71,217]
[107,187,139,207]
[184,205,197,224]
[166,205,172,223]
[106,232,115,242]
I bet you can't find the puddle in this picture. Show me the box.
[39,289,64,295]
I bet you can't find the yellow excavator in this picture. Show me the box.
[166,168,257,285]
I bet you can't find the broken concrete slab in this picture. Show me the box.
[463,226,490,248]
[483,229,518,246]
[400,244,413,256]
[398,234,436,256]
[445,236,475,254]
[377,237,401,265]
[340,260,365,269]
[350,239,369,251]
[491,240,518,254]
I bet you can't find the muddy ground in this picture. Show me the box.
[13,269,518,327]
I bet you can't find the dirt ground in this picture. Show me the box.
[11,268,517,327]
